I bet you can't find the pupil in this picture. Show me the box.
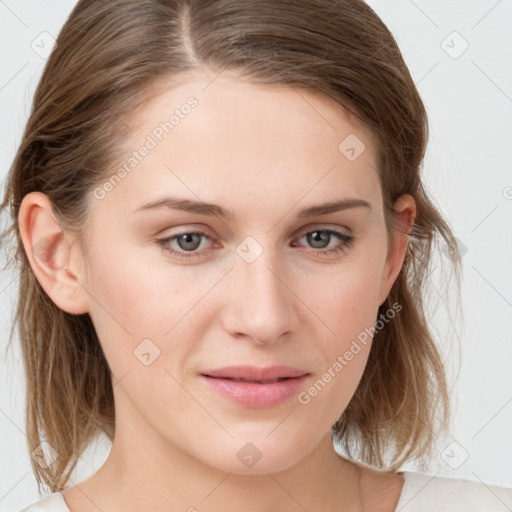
[178,233,200,251]
[308,231,329,249]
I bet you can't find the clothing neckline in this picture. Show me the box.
[51,471,413,511]
[393,471,410,511]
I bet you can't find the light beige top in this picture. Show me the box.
[20,471,512,511]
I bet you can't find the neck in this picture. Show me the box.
[66,395,362,512]
[70,438,361,511]
[95,436,360,512]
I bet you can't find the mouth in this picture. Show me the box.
[201,376,297,384]
[198,367,310,408]
[199,364,308,381]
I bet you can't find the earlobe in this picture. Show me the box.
[18,191,90,315]
[377,194,416,306]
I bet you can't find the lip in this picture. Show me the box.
[199,365,310,408]
[200,365,308,381]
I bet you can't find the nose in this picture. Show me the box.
[221,249,293,346]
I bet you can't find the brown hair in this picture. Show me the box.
[0,0,462,494]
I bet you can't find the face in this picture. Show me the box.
[63,72,407,474]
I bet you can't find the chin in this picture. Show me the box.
[196,435,309,476]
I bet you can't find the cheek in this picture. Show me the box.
[81,240,161,372]
[306,257,383,343]
[295,258,383,409]
[83,239,219,379]
[298,280,377,425]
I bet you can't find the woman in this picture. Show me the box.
[2,0,511,511]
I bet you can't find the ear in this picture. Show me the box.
[377,193,416,306]
[18,191,90,314]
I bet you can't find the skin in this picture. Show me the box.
[19,70,415,511]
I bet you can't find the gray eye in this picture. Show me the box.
[305,231,332,249]
[175,233,203,251]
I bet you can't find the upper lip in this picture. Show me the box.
[200,365,308,381]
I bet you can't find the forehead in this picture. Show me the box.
[96,73,382,219]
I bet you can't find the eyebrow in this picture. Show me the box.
[133,196,371,219]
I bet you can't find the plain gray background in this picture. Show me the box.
[1,0,511,510]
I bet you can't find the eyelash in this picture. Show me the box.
[155,227,355,261]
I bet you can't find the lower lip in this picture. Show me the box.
[199,374,309,408]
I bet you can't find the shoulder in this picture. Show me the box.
[19,492,70,512]
[396,471,512,511]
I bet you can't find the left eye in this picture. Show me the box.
[155,228,354,260]
[293,228,355,258]
[155,231,210,260]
